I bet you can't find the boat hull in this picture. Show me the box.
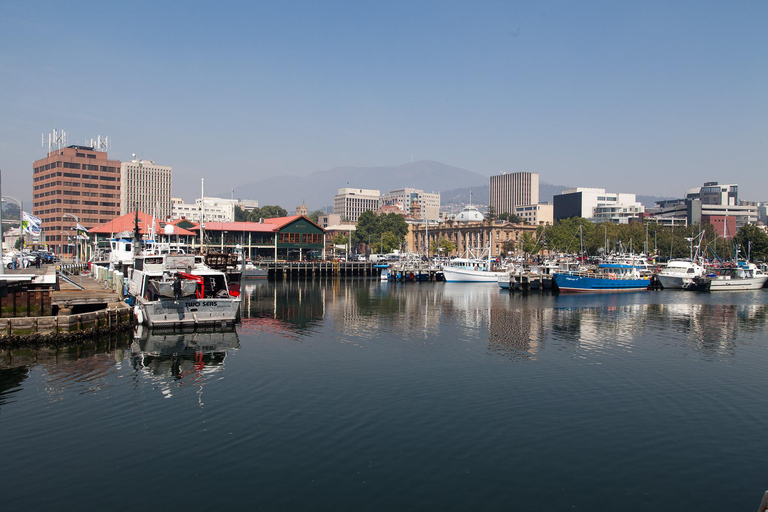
[137,297,241,328]
[443,267,507,283]
[708,276,768,291]
[553,273,650,293]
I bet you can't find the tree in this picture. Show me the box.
[308,210,325,223]
[498,212,524,224]
[257,205,288,219]
[486,205,497,222]
[520,232,541,257]
[735,224,768,261]
[352,210,380,247]
[331,233,349,246]
[429,237,456,256]
[234,205,248,222]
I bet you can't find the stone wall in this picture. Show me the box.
[0,304,132,338]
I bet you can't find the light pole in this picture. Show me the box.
[2,196,23,253]
[62,213,80,264]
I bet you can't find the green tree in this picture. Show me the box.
[735,224,768,261]
[257,205,288,219]
[520,232,541,256]
[308,210,325,223]
[352,210,380,247]
[486,205,497,222]
[331,233,349,247]
[498,212,524,224]
[429,237,456,256]
[378,231,400,253]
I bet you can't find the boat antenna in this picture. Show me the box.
[133,205,141,256]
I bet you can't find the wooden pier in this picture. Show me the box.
[263,261,382,280]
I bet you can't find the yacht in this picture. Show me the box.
[657,260,706,289]
[708,262,768,291]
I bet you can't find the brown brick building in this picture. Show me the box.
[32,145,121,253]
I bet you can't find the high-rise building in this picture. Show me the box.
[333,188,380,222]
[120,158,172,219]
[381,188,440,221]
[489,172,539,216]
[32,144,121,253]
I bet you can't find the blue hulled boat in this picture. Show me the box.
[553,263,650,293]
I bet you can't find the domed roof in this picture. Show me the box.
[455,204,484,223]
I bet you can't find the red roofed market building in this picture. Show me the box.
[88,213,326,261]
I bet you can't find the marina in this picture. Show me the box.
[2,280,768,512]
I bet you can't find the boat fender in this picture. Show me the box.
[609,273,616,280]
[134,305,144,325]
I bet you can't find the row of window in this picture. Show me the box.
[278,233,323,244]
[33,184,120,198]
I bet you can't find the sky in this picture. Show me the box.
[1,0,766,206]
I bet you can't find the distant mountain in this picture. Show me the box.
[226,161,674,213]
[225,160,488,210]
[441,182,570,206]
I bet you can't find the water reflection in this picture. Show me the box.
[130,326,240,402]
[240,279,326,338]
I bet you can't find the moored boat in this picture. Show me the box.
[127,254,241,328]
[707,262,768,291]
[553,263,651,293]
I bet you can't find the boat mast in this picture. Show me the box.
[200,178,205,254]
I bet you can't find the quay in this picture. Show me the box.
[0,264,132,341]
[263,261,383,279]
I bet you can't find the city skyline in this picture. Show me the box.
[2,1,767,205]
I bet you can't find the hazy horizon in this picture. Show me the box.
[2,1,766,206]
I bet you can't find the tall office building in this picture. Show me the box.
[489,172,539,215]
[120,159,172,219]
[32,145,121,253]
[333,188,380,222]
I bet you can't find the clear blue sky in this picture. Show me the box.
[1,0,766,205]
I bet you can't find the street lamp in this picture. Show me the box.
[62,213,80,264]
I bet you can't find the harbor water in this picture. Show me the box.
[2,280,768,511]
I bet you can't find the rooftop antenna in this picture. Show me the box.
[89,135,110,151]
[42,127,67,153]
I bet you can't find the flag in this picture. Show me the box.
[22,211,42,236]
[76,222,90,240]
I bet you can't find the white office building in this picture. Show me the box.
[554,188,644,224]
[333,188,381,222]
[381,188,441,221]
[120,159,172,219]
[171,196,257,223]
[514,203,554,225]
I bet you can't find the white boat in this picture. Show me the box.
[242,260,268,279]
[708,262,768,291]
[127,253,241,328]
[657,260,707,289]
[443,258,508,282]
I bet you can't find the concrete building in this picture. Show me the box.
[333,188,380,222]
[120,158,172,219]
[381,188,440,221]
[553,188,644,223]
[172,197,236,223]
[489,172,539,216]
[32,144,121,253]
[514,203,553,226]
[410,218,537,258]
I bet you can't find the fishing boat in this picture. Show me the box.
[127,253,241,328]
[707,262,768,291]
[553,263,651,293]
[442,257,508,282]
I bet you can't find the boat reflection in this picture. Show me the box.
[130,326,240,398]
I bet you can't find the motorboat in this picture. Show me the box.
[127,253,241,328]
[657,260,707,289]
[242,260,268,279]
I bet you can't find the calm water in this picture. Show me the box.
[2,280,768,511]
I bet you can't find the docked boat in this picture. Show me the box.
[127,253,241,328]
[553,263,651,293]
[442,258,508,283]
[707,262,768,291]
[657,260,707,290]
[242,260,268,279]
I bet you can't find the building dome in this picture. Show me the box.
[455,204,484,223]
